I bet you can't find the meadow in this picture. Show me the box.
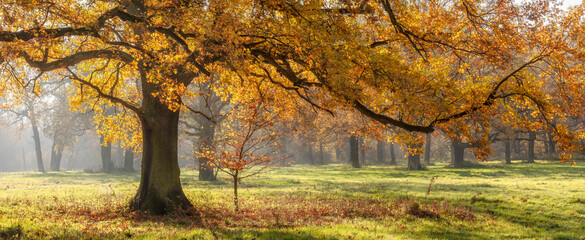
[0,161,584,239]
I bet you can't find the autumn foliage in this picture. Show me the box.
[1,0,585,214]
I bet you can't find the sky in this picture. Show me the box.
[563,0,582,7]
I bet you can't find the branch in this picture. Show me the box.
[66,68,142,117]
[430,56,544,126]
[23,50,133,72]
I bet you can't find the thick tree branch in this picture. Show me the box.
[22,50,133,71]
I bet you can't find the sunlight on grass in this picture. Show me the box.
[1,162,584,239]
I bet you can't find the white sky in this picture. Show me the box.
[563,0,582,8]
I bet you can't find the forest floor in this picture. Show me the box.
[0,160,584,239]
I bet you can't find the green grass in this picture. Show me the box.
[1,161,585,239]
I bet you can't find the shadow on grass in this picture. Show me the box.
[214,229,337,240]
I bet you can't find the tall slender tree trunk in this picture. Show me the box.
[424,133,432,165]
[451,140,466,168]
[527,131,536,163]
[377,140,385,164]
[197,117,217,181]
[100,136,113,173]
[505,141,511,164]
[21,147,26,171]
[389,142,397,165]
[233,171,239,212]
[547,130,556,154]
[335,147,342,162]
[349,135,360,168]
[359,139,366,165]
[31,124,45,173]
[308,144,315,165]
[124,148,134,172]
[50,133,64,171]
[319,142,324,164]
[130,93,192,214]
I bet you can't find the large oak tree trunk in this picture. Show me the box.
[349,135,360,168]
[451,140,466,168]
[130,95,192,214]
[31,124,45,173]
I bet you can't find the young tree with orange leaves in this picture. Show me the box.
[200,101,287,212]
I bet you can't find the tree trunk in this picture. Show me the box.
[407,143,423,170]
[527,131,536,163]
[130,95,192,214]
[547,130,556,154]
[31,124,45,173]
[389,142,397,165]
[21,147,26,171]
[233,171,239,212]
[50,134,64,171]
[50,142,63,171]
[319,142,324,164]
[335,147,342,162]
[100,136,113,173]
[505,141,511,164]
[124,148,134,172]
[359,138,366,165]
[197,116,217,181]
[349,135,360,168]
[377,140,385,164]
[451,140,466,168]
[308,144,315,165]
[424,133,432,165]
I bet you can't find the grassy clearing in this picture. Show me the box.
[1,161,584,239]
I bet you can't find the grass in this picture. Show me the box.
[1,161,584,239]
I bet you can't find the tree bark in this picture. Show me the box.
[124,148,134,172]
[319,142,324,164]
[233,171,239,212]
[389,142,397,165]
[407,143,423,170]
[547,130,555,154]
[527,131,536,163]
[197,116,217,181]
[130,94,192,214]
[21,147,26,171]
[50,140,63,171]
[100,136,113,173]
[359,138,366,165]
[505,141,511,164]
[307,144,315,165]
[31,124,45,173]
[451,139,466,168]
[349,135,360,168]
[424,133,432,165]
[377,140,385,164]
